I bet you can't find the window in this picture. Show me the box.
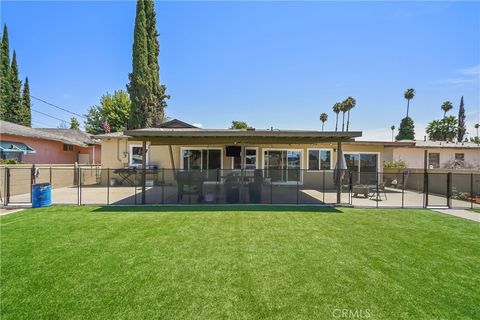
[182,148,222,170]
[455,153,464,161]
[129,145,148,166]
[263,149,302,183]
[63,144,73,151]
[232,148,257,169]
[428,153,440,168]
[308,149,331,170]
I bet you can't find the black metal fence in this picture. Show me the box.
[1,167,479,209]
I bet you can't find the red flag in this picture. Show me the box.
[103,119,110,133]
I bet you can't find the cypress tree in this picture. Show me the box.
[144,0,169,126]
[127,0,150,129]
[6,50,22,124]
[396,117,415,141]
[20,77,31,127]
[457,96,466,142]
[0,24,11,121]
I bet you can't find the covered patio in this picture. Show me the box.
[121,127,363,205]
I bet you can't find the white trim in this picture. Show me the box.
[231,147,259,170]
[306,148,334,171]
[262,148,303,184]
[179,147,223,170]
[129,143,150,167]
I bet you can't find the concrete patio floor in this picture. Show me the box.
[5,185,479,209]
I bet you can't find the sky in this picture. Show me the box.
[1,0,479,141]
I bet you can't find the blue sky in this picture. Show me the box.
[1,1,479,140]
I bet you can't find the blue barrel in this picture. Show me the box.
[32,183,52,208]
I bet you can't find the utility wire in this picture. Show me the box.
[30,94,86,119]
[32,108,68,123]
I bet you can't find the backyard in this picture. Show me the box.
[1,206,479,319]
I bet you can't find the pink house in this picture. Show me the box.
[0,120,101,164]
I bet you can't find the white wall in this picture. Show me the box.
[386,147,480,169]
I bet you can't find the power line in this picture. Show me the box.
[30,94,86,119]
[32,108,68,123]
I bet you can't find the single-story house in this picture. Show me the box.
[0,120,100,164]
[383,140,480,169]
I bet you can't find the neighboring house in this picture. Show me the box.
[97,119,480,181]
[383,140,480,169]
[0,120,100,164]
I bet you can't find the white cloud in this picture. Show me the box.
[459,65,480,76]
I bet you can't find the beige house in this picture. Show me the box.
[383,140,480,169]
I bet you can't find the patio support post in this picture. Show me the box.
[141,140,147,205]
[336,141,342,204]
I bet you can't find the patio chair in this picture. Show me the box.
[369,182,387,200]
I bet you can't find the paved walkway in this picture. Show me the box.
[0,208,24,216]
[433,209,480,222]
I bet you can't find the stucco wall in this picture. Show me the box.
[1,134,101,164]
[99,138,385,171]
[384,147,480,169]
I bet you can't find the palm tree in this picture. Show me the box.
[475,123,479,142]
[404,88,415,118]
[441,101,453,118]
[319,113,328,131]
[340,101,348,132]
[332,103,341,132]
[390,125,395,142]
[344,96,356,131]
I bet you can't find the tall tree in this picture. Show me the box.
[404,88,415,118]
[344,96,356,131]
[332,102,341,132]
[127,0,150,129]
[20,77,31,127]
[127,0,169,129]
[426,116,458,141]
[396,117,415,141]
[85,90,131,134]
[441,101,453,118]
[319,113,328,131]
[0,24,10,120]
[340,101,348,132]
[230,120,249,129]
[143,0,169,126]
[70,117,80,130]
[457,96,466,142]
[6,51,22,124]
[390,125,395,142]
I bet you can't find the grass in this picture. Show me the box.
[1,206,479,319]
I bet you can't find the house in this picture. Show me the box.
[0,120,100,164]
[383,140,480,169]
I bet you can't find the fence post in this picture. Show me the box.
[30,165,34,203]
[6,167,10,206]
[296,176,299,204]
[107,169,110,205]
[322,169,325,203]
[423,172,429,208]
[401,171,405,208]
[376,171,379,208]
[446,172,452,208]
[471,173,474,210]
[78,167,82,205]
[134,170,137,205]
[349,171,353,205]
[162,168,165,205]
[49,167,52,185]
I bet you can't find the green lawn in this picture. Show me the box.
[1,206,479,319]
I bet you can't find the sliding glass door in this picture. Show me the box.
[264,150,302,183]
[344,153,378,184]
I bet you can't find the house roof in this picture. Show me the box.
[122,127,362,145]
[154,119,198,128]
[0,120,98,147]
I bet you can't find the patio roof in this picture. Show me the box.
[122,128,362,145]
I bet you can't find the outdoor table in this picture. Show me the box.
[352,184,370,198]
